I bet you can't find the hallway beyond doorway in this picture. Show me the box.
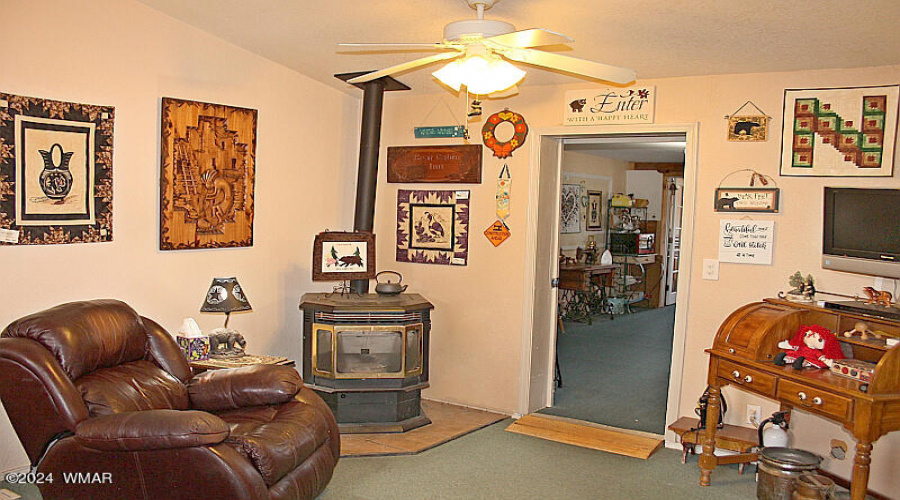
[539,306,675,434]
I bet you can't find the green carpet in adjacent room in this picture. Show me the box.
[540,305,676,434]
[319,418,756,500]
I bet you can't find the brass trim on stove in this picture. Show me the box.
[311,322,424,379]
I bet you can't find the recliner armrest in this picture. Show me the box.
[75,409,228,451]
[187,364,303,412]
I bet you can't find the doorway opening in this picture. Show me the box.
[520,124,698,441]
[544,136,685,434]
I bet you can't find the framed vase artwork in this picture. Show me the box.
[312,231,376,281]
[780,85,899,177]
[0,92,114,245]
[586,190,603,231]
[396,189,470,266]
[560,184,581,234]
[160,97,257,250]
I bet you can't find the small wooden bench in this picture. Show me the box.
[667,417,758,474]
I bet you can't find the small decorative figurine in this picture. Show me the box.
[774,324,845,369]
[843,321,882,341]
[778,271,816,303]
[862,287,893,308]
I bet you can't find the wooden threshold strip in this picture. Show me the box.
[505,414,664,459]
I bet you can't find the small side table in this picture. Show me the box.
[667,417,758,474]
[190,354,295,374]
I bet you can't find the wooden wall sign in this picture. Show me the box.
[715,187,780,213]
[387,145,481,183]
[160,98,257,250]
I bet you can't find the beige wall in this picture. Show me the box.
[558,150,628,251]
[0,0,359,472]
[376,65,900,494]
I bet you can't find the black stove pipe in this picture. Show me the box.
[350,80,385,294]
[335,72,409,295]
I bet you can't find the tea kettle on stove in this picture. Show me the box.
[375,271,408,295]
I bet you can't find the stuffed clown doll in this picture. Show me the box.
[774,324,844,369]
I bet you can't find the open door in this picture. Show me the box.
[664,177,684,306]
[526,136,563,413]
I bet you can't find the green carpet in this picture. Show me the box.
[540,306,676,434]
[320,419,757,499]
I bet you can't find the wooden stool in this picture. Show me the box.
[667,417,758,474]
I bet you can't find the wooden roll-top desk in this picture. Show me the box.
[700,299,900,500]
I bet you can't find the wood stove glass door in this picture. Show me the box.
[335,325,404,378]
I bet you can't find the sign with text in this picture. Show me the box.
[563,86,656,126]
[718,220,775,265]
[387,145,482,183]
[714,188,780,213]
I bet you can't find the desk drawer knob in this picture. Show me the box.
[728,348,735,354]
[813,397,823,406]
[798,392,807,401]
[732,370,741,378]
[743,375,753,383]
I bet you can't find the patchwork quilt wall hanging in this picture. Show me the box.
[396,189,469,266]
[780,85,899,177]
[0,92,114,245]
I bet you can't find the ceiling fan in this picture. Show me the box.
[341,0,636,95]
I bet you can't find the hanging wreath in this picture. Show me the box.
[482,109,529,159]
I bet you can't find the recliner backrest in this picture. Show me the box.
[3,299,149,380]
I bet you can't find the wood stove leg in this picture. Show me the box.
[698,385,721,486]
[850,440,872,500]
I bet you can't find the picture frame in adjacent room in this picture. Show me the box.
[780,85,899,177]
[586,190,603,230]
[159,97,257,250]
[312,231,376,281]
[396,189,470,266]
[559,184,582,234]
[0,92,114,245]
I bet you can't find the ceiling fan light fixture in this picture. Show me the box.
[432,55,525,95]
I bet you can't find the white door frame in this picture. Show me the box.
[519,123,700,440]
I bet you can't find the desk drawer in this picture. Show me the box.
[776,379,853,422]
[718,360,777,398]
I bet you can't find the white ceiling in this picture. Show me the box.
[137,0,900,96]
[565,136,686,163]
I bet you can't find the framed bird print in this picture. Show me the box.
[312,231,376,281]
[396,189,470,266]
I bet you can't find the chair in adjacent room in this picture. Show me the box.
[0,299,339,500]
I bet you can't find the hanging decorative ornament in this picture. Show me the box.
[482,108,528,159]
[468,99,483,118]
[496,163,511,220]
[484,219,511,247]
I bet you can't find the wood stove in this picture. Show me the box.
[300,293,433,433]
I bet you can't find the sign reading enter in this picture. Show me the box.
[387,145,482,184]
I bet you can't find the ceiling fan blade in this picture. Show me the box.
[484,28,572,48]
[339,42,453,49]
[501,48,636,84]
[347,52,463,84]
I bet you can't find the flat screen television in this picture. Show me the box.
[822,187,900,279]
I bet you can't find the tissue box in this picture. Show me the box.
[177,335,210,361]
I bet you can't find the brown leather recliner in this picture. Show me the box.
[0,300,339,500]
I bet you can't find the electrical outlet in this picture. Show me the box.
[702,259,719,280]
[747,405,761,425]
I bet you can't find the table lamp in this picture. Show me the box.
[200,277,251,358]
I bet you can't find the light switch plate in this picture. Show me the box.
[702,259,719,280]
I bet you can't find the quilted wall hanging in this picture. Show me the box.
[780,85,899,177]
[396,189,469,266]
[0,92,114,245]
